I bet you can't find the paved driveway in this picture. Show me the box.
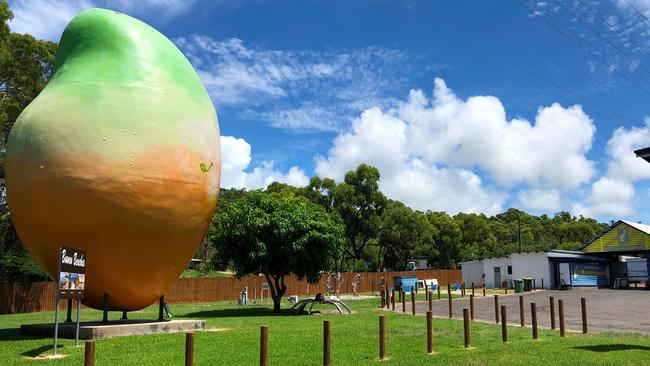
[402,288,650,335]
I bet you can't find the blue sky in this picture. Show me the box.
[8,0,650,223]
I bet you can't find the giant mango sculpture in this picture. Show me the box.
[5,9,221,311]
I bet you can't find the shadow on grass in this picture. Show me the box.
[573,344,650,352]
[20,344,62,358]
[182,306,294,318]
[0,327,48,342]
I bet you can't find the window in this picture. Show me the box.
[507,266,512,275]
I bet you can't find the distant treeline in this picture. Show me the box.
[201,164,608,273]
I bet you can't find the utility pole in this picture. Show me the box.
[517,211,522,253]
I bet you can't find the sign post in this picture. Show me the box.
[53,246,86,355]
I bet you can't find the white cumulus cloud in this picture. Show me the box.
[220,136,308,190]
[315,78,598,215]
[573,177,635,217]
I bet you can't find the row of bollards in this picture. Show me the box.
[81,291,589,366]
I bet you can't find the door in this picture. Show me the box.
[493,267,501,288]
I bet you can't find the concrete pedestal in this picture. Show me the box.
[20,319,205,339]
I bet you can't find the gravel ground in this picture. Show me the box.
[394,288,650,335]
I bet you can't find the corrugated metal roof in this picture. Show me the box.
[621,220,650,235]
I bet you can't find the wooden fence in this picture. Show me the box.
[0,269,460,314]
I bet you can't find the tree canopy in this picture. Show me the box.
[208,191,344,312]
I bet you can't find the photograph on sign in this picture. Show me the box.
[59,272,85,291]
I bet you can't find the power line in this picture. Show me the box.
[367,0,640,125]
[574,0,650,57]
[515,0,650,95]
[392,0,641,124]
[551,0,650,77]
[623,0,650,24]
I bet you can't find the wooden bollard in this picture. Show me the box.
[260,325,269,366]
[379,316,386,360]
[428,292,433,312]
[470,295,474,321]
[462,282,465,297]
[391,291,395,311]
[463,308,471,348]
[411,290,416,315]
[185,332,195,366]
[448,290,453,318]
[402,291,406,313]
[504,284,508,295]
[581,297,588,334]
[533,278,537,291]
[541,278,544,289]
[559,299,565,337]
[386,289,390,309]
[482,287,486,297]
[323,320,331,366]
[471,282,475,296]
[380,290,385,308]
[84,340,95,366]
[549,296,555,330]
[501,305,508,343]
[494,295,500,323]
[426,311,434,354]
[531,303,538,340]
[519,296,525,327]
[437,285,441,300]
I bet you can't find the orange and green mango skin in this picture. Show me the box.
[5,9,221,311]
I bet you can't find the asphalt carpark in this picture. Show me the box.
[407,288,650,335]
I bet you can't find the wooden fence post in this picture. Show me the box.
[84,340,95,366]
[581,298,588,334]
[185,332,194,366]
[462,282,465,297]
[541,278,544,289]
[385,289,390,309]
[549,296,555,330]
[260,325,268,366]
[391,291,395,311]
[428,292,433,312]
[448,290,453,318]
[463,308,471,348]
[531,303,538,340]
[411,290,416,315]
[426,311,434,354]
[402,291,406,313]
[501,305,508,343]
[470,295,474,321]
[437,285,441,300]
[323,320,331,366]
[471,282,475,296]
[379,316,386,360]
[380,290,385,308]
[504,284,508,295]
[559,299,565,337]
[519,295,525,327]
[494,295,499,323]
[483,287,486,297]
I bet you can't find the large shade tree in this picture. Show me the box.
[0,1,56,282]
[209,191,344,313]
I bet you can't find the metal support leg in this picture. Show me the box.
[158,296,165,321]
[102,293,109,323]
[66,298,73,323]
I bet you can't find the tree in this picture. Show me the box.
[0,1,56,283]
[378,201,435,270]
[209,191,344,313]
[426,212,462,268]
[331,164,387,265]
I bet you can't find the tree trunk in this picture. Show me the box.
[265,273,287,314]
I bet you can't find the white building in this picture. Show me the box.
[460,250,607,289]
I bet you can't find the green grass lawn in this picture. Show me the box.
[2,296,650,365]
